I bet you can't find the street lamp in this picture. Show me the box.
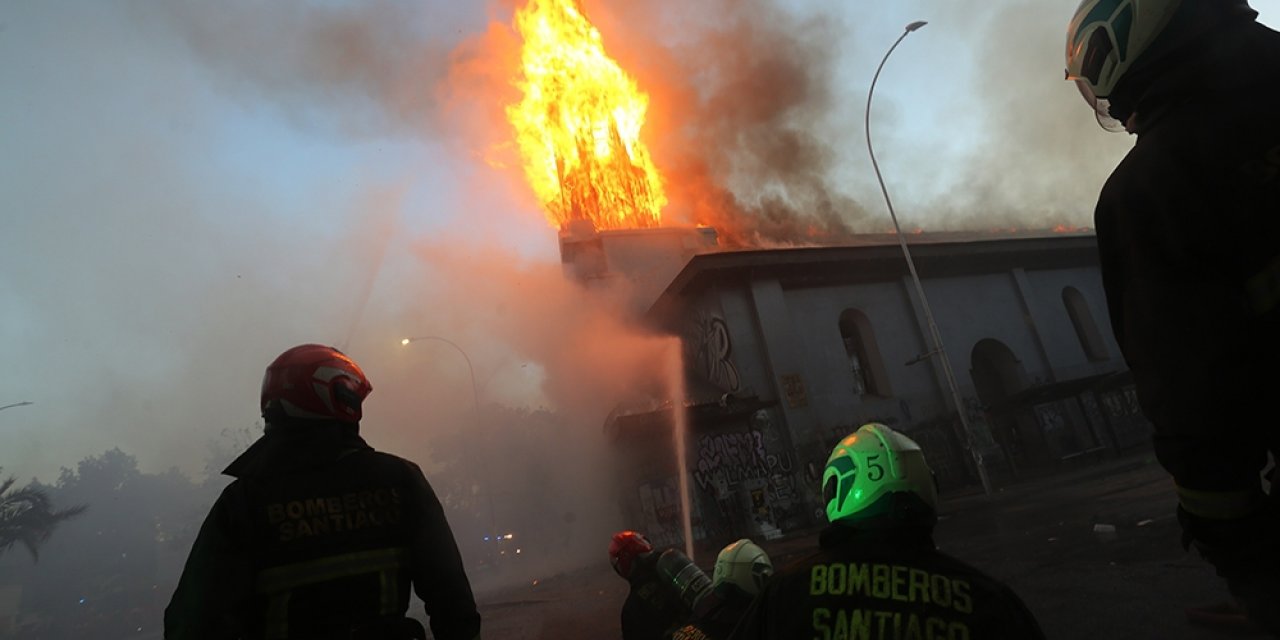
[865,20,993,495]
[400,336,480,414]
[0,401,33,412]
[399,336,498,534]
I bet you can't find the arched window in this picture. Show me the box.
[838,309,891,397]
[1063,287,1109,361]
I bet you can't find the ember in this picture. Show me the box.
[507,0,666,231]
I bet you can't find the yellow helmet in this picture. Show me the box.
[822,423,937,523]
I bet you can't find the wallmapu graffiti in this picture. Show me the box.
[691,428,804,539]
[693,430,793,494]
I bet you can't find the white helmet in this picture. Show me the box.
[1065,0,1256,131]
[712,539,773,597]
[1065,0,1182,131]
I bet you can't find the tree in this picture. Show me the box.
[0,471,86,560]
[12,449,213,638]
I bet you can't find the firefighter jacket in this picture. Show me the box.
[164,424,480,640]
[622,549,697,640]
[727,524,1044,640]
[1093,18,1280,497]
[668,588,753,640]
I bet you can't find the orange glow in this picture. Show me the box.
[507,0,666,231]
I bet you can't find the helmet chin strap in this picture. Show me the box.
[1074,78,1129,133]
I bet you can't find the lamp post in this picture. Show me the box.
[865,21,992,495]
[0,401,33,413]
[399,337,499,535]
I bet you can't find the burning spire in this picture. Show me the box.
[507,0,666,231]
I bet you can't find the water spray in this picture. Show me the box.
[667,338,695,561]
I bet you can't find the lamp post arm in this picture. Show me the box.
[864,23,993,496]
[403,336,480,415]
[402,336,496,535]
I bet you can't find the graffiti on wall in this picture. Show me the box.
[692,430,794,495]
[1101,387,1142,417]
[962,396,998,451]
[1100,385,1151,448]
[636,478,704,548]
[689,425,805,539]
[780,374,807,408]
[684,311,741,392]
[1035,401,1084,457]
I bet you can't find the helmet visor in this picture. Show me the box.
[822,474,838,506]
[1074,78,1127,133]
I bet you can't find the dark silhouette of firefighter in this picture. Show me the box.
[1065,0,1280,631]
[669,538,774,640]
[165,344,480,640]
[728,423,1044,639]
[610,530,712,640]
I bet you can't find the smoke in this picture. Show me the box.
[440,0,877,248]
[912,1,1135,230]
[318,236,679,584]
[592,0,876,247]
[579,0,1138,243]
[444,0,1143,246]
[139,0,463,138]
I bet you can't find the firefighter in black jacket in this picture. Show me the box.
[165,344,481,640]
[728,424,1044,640]
[669,538,773,640]
[611,530,711,640]
[1065,1,1280,631]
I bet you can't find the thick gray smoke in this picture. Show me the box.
[914,1,1136,229]
[141,0,463,138]
[2,0,686,594]
[566,0,875,247]
[639,2,869,246]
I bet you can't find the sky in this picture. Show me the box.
[3,0,1279,483]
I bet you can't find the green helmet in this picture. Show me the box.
[712,538,774,597]
[822,423,937,523]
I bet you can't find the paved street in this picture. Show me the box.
[457,452,1266,639]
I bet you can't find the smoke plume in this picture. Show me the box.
[590,0,875,247]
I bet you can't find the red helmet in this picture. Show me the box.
[609,530,653,578]
[260,344,373,423]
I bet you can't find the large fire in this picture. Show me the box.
[507,0,666,231]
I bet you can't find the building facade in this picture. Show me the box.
[605,233,1150,550]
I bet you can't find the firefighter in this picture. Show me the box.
[669,538,774,640]
[728,424,1044,640]
[164,344,480,640]
[611,530,711,640]
[1064,1,1280,631]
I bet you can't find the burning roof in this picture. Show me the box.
[484,1,1094,248]
[507,0,665,232]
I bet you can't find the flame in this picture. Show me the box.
[507,0,666,231]
[1053,224,1090,233]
